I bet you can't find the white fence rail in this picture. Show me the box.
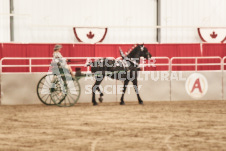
[171,57,222,71]
[0,57,172,73]
[0,56,225,73]
[0,56,226,105]
[0,57,115,73]
[223,57,226,69]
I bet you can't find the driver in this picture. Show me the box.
[52,44,75,78]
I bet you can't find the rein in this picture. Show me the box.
[67,60,85,63]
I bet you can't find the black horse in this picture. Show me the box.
[88,44,152,105]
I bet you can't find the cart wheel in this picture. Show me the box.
[37,74,56,105]
[51,77,81,107]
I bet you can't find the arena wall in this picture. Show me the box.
[0,0,10,42]
[223,71,226,100]
[1,71,224,105]
[0,73,116,105]
[0,43,225,72]
[4,0,157,43]
[160,0,226,43]
[0,44,225,105]
[0,74,1,104]
[1,0,226,43]
[1,73,44,105]
[0,72,171,105]
[171,71,223,101]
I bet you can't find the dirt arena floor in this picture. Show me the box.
[0,100,226,151]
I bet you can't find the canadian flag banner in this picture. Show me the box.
[197,27,226,43]
[73,27,108,44]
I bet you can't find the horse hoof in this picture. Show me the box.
[99,98,103,103]
[139,101,143,105]
[120,102,125,105]
[93,102,98,106]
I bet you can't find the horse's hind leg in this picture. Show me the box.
[92,75,104,106]
[120,79,129,105]
[132,79,143,105]
[96,87,104,103]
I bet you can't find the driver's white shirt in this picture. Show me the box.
[52,52,67,68]
[53,52,63,59]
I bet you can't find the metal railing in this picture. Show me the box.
[223,57,226,71]
[171,57,222,71]
[0,57,170,73]
[139,57,170,71]
[0,57,114,73]
[0,56,225,73]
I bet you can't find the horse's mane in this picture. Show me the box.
[127,45,140,58]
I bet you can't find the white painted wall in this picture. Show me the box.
[0,0,10,42]
[1,71,224,105]
[160,0,226,43]
[13,0,157,43]
[1,0,226,43]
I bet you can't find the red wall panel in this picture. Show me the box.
[2,43,225,59]
[0,43,225,72]
[0,44,2,59]
[202,44,226,58]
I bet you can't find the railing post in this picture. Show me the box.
[29,58,32,73]
[87,58,90,72]
[169,57,172,101]
[195,58,198,71]
[0,59,2,73]
[170,58,173,72]
[140,57,144,71]
[222,57,225,71]
[222,57,226,100]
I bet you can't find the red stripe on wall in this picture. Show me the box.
[0,43,225,72]
[202,44,226,58]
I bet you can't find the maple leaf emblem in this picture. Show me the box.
[210,31,217,39]
[87,31,94,39]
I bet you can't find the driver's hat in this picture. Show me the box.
[54,44,62,50]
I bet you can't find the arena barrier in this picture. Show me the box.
[0,72,172,105]
[71,71,171,103]
[113,71,171,102]
[171,57,223,101]
[223,57,226,100]
[0,73,119,105]
[1,73,45,105]
[171,71,222,101]
[224,71,226,100]
[0,74,1,104]
[0,56,225,105]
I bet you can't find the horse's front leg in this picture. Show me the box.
[120,79,129,105]
[96,87,104,103]
[132,79,143,105]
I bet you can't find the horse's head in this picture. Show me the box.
[125,44,152,67]
[138,44,152,60]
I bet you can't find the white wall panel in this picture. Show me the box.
[223,71,226,100]
[13,0,157,43]
[160,0,226,43]
[1,72,170,105]
[119,71,171,102]
[1,74,44,105]
[1,71,225,105]
[6,0,226,43]
[171,71,222,101]
[0,0,10,42]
